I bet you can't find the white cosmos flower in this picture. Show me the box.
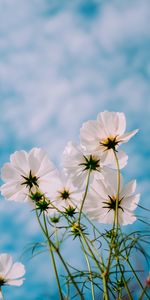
[0,253,25,287]
[0,148,57,202]
[46,171,82,214]
[62,141,104,189]
[80,111,138,168]
[84,170,140,225]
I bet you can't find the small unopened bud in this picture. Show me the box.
[64,205,76,217]
[71,222,86,239]
[30,191,44,202]
[50,215,60,223]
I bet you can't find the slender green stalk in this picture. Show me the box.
[119,228,149,299]
[82,233,111,300]
[43,212,64,300]
[105,151,121,272]
[51,190,109,300]
[126,258,150,299]
[54,246,84,300]
[105,223,117,281]
[36,210,84,299]
[117,261,133,300]
[78,169,91,224]
[113,150,121,233]
[45,198,101,300]
[85,235,104,263]
[50,248,64,299]
[54,223,60,249]
[80,231,109,300]
[139,286,148,300]
[102,273,110,300]
[102,150,122,298]
[80,238,95,300]
[105,240,114,278]
[80,231,102,273]
[110,152,133,299]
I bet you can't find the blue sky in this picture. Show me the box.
[0,0,150,299]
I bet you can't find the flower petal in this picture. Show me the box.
[7,278,24,286]
[120,129,139,143]
[28,150,41,175]
[0,254,13,276]
[103,168,123,195]
[7,262,25,280]
[120,180,136,198]
[10,150,29,175]
[118,210,136,225]
[80,120,102,152]
[98,111,126,137]
[91,179,108,199]
[104,150,128,169]
[121,194,140,211]
[1,182,29,202]
[1,163,20,181]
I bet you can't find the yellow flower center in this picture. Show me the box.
[0,275,6,287]
[58,189,70,200]
[100,136,120,151]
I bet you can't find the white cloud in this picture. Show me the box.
[0,0,149,168]
[95,0,150,51]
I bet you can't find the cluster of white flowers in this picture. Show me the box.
[0,111,142,299]
[0,111,139,226]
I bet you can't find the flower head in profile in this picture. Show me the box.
[1,148,56,202]
[46,171,82,214]
[80,111,138,168]
[84,170,140,225]
[0,253,25,288]
[62,142,103,189]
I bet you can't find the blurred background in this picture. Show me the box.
[0,0,150,299]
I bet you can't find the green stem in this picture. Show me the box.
[51,248,64,299]
[113,150,121,233]
[117,261,133,300]
[139,286,148,300]
[105,241,113,279]
[102,274,109,300]
[36,210,84,299]
[105,151,121,273]
[43,213,64,300]
[85,235,102,261]
[81,211,108,243]
[80,231,109,300]
[111,151,133,299]
[102,151,121,298]
[80,231,102,273]
[127,259,150,299]
[55,247,84,300]
[78,169,91,224]
[80,238,95,300]
[54,223,60,249]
